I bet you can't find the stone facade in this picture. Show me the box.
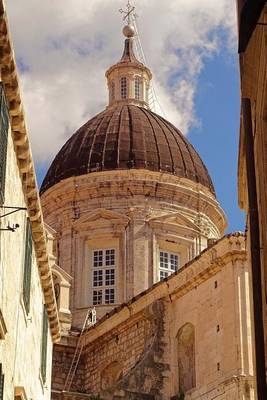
[237,1,267,394]
[0,1,60,398]
[51,234,256,400]
[0,116,54,399]
[41,169,226,326]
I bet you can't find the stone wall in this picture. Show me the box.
[51,235,256,400]
[84,301,168,398]
[52,301,169,400]
[52,340,85,393]
[0,119,53,398]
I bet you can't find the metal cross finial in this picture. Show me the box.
[119,1,135,25]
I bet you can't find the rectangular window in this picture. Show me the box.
[23,219,33,314]
[93,270,103,287]
[111,81,115,100]
[92,249,116,305]
[0,83,9,204]
[93,290,102,305]
[105,288,115,304]
[0,364,4,400]
[159,250,179,281]
[120,77,127,99]
[41,305,48,383]
[135,77,142,100]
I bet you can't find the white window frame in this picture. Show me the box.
[159,250,179,281]
[92,248,116,305]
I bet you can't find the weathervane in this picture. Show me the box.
[119,1,136,25]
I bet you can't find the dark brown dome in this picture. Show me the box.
[40,105,215,194]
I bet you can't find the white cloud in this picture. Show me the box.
[5,0,237,165]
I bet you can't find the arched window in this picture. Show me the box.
[120,77,127,99]
[111,81,115,101]
[135,76,142,100]
[177,323,196,394]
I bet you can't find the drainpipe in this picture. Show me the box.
[242,98,267,398]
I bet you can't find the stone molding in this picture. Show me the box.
[0,1,60,341]
[148,212,201,234]
[41,169,227,237]
[73,208,130,232]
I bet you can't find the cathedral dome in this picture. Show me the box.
[40,104,214,195]
[41,22,215,196]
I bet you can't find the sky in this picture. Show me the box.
[5,0,245,233]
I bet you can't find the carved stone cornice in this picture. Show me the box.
[41,170,227,237]
[73,208,130,233]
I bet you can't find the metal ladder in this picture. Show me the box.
[63,307,97,392]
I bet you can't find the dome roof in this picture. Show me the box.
[40,105,215,195]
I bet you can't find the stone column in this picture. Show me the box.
[128,209,150,296]
[128,73,134,99]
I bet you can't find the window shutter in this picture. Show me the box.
[41,305,48,382]
[23,219,32,314]
[0,83,9,204]
[0,364,4,400]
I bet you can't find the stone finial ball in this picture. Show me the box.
[123,24,135,38]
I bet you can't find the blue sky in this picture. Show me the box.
[189,47,244,233]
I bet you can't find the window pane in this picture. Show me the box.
[170,254,179,271]
[93,270,103,287]
[120,77,127,99]
[105,269,115,286]
[93,290,102,305]
[93,250,103,267]
[105,249,115,266]
[160,251,168,269]
[160,270,169,281]
[135,77,142,100]
[105,288,115,304]
[111,81,115,100]
[159,250,179,282]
